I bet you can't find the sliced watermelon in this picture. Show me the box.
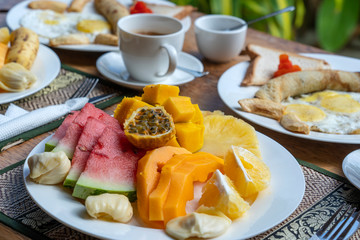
[73,103,117,128]
[72,127,145,201]
[52,123,83,158]
[52,103,119,159]
[64,117,112,188]
[45,111,79,152]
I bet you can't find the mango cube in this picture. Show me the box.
[114,97,152,126]
[175,122,204,153]
[190,104,203,125]
[163,96,195,123]
[164,137,180,147]
[142,84,179,105]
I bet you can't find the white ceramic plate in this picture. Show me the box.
[23,132,305,240]
[218,53,360,144]
[96,51,203,90]
[6,0,191,52]
[0,45,60,104]
[343,149,360,190]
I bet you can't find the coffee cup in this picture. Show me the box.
[195,15,247,62]
[118,14,185,82]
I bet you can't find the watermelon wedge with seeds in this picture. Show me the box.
[63,116,121,188]
[45,111,79,152]
[72,127,145,201]
[52,103,118,159]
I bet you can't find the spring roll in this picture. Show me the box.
[49,34,90,47]
[94,0,129,34]
[238,98,284,121]
[280,113,310,135]
[94,33,118,46]
[28,0,67,13]
[67,0,90,12]
[5,27,39,70]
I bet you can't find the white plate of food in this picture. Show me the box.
[6,0,192,52]
[343,149,360,190]
[23,131,305,240]
[0,44,60,105]
[96,51,203,90]
[218,53,360,144]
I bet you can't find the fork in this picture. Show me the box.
[310,204,360,240]
[69,78,99,99]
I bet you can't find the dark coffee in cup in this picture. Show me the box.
[135,31,166,36]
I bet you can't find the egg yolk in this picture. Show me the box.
[77,19,110,33]
[300,91,337,102]
[44,19,60,25]
[40,12,63,25]
[321,94,360,113]
[284,104,326,122]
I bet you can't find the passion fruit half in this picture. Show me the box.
[124,106,176,149]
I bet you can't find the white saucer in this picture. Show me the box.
[96,51,203,90]
[343,149,360,190]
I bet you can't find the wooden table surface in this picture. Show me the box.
[0,2,359,239]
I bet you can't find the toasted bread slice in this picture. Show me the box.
[242,44,331,86]
[146,3,195,20]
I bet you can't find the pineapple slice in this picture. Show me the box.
[200,112,261,159]
[225,146,271,198]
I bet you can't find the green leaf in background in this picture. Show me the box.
[209,0,232,15]
[294,0,305,28]
[317,0,360,52]
[273,0,293,39]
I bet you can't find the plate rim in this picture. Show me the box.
[217,53,360,144]
[96,51,204,90]
[23,131,305,239]
[0,44,60,104]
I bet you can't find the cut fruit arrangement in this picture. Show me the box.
[27,84,271,239]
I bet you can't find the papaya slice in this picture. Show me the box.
[136,146,190,228]
[148,154,190,222]
[163,157,223,224]
[148,152,223,226]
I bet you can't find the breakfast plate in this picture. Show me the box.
[96,51,204,90]
[0,45,60,105]
[6,0,191,52]
[218,53,360,144]
[342,149,360,190]
[23,131,305,240]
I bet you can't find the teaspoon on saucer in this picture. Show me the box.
[99,61,208,80]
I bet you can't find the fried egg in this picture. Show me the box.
[282,90,360,134]
[20,9,111,42]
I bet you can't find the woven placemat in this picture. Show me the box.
[0,160,359,240]
[0,65,138,150]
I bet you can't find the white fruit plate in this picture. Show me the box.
[23,132,305,239]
